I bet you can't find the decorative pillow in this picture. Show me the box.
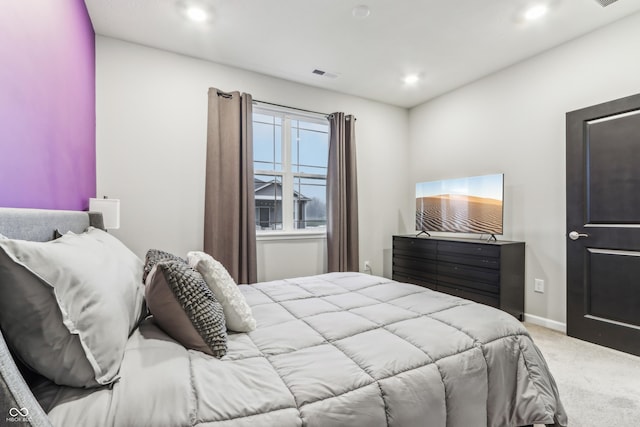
[187,251,256,332]
[145,260,227,358]
[143,249,186,284]
[0,227,145,387]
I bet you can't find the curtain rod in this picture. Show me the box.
[253,100,330,118]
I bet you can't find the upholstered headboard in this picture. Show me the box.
[0,208,104,242]
[0,208,104,427]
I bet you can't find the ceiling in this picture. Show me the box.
[85,0,640,108]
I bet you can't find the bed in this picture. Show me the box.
[0,208,567,427]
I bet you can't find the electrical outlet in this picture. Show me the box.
[364,260,371,272]
[534,278,545,293]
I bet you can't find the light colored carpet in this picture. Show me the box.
[525,322,640,427]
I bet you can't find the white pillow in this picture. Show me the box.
[0,227,145,387]
[187,251,256,332]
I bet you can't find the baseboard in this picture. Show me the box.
[523,313,567,334]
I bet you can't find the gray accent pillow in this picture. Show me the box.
[0,227,145,387]
[143,249,186,284]
[145,261,227,358]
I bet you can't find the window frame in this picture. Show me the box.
[253,105,329,237]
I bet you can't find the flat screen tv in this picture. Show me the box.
[415,173,504,236]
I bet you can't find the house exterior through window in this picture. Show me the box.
[253,105,329,233]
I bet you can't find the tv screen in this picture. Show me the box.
[415,173,504,235]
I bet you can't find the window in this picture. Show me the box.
[253,106,329,233]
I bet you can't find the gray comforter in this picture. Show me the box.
[34,272,567,426]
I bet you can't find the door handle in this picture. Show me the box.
[569,231,589,240]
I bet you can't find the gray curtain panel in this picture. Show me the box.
[204,88,257,284]
[327,113,359,272]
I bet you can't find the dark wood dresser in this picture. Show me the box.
[392,235,525,319]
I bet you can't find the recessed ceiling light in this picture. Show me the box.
[186,6,208,22]
[524,4,548,21]
[404,74,419,85]
[352,5,371,19]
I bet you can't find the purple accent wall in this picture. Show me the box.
[0,0,95,210]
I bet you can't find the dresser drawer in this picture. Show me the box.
[393,256,437,275]
[438,252,500,269]
[438,262,500,287]
[393,236,437,257]
[394,247,437,262]
[438,241,500,258]
[393,257,437,284]
[438,273,499,294]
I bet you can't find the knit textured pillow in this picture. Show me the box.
[143,249,186,284]
[145,260,227,358]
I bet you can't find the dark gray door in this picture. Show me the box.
[566,93,640,356]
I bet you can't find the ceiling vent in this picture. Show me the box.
[312,69,339,79]
[594,0,619,6]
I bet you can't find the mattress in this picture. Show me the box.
[34,272,567,427]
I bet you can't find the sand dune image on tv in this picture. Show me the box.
[415,174,504,235]
[416,194,503,234]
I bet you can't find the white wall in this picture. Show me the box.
[256,236,327,283]
[408,12,640,326]
[96,36,411,281]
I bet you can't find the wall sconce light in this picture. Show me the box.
[89,197,121,229]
